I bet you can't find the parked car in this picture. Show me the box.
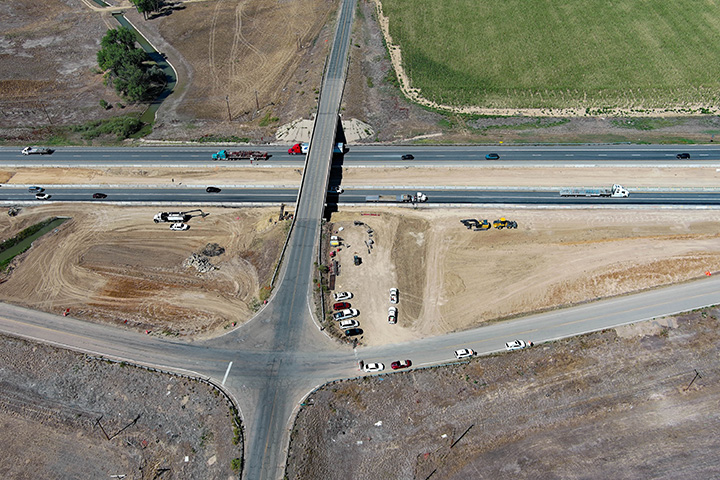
[170,223,190,231]
[334,308,359,321]
[388,306,398,324]
[401,154,414,160]
[485,153,500,160]
[333,302,351,310]
[363,362,384,373]
[92,193,107,199]
[391,359,412,370]
[344,328,363,337]
[35,193,51,200]
[338,319,359,329]
[676,153,691,159]
[329,186,344,194]
[334,291,353,301]
[505,339,527,351]
[206,186,222,193]
[389,288,398,304]
[354,255,362,266]
[28,186,44,193]
[454,348,475,359]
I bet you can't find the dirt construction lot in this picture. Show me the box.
[287,307,720,479]
[326,207,720,346]
[0,205,288,337]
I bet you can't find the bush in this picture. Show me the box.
[230,458,243,473]
[99,99,111,110]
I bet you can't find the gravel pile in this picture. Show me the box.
[183,253,216,273]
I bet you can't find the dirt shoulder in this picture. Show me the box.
[0,204,289,338]
[287,308,720,479]
[0,333,242,479]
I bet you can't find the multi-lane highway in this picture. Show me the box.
[4,186,720,206]
[3,145,720,167]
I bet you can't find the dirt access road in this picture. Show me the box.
[287,307,720,479]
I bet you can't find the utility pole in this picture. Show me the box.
[255,90,260,112]
[684,369,702,391]
[39,101,52,125]
[225,95,231,121]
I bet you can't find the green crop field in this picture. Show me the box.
[381,0,720,110]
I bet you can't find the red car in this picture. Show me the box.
[333,302,351,310]
[391,359,412,370]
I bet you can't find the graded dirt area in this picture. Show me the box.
[0,205,288,337]
[286,307,720,479]
[0,333,241,479]
[326,208,720,346]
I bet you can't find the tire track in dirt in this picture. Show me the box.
[207,0,225,91]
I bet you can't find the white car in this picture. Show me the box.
[329,186,344,194]
[505,339,527,351]
[338,319,359,329]
[389,288,398,304]
[333,308,359,321]
[170,223,190,231]
[454,348,475,359]
[388,306,398,324]
[333,291,353,301]
[35,193,51,200]
[363,362,384,373]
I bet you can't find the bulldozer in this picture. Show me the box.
[493,217,518,229]
[476,219,491,230]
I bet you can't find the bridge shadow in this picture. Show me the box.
[325,116,347,219]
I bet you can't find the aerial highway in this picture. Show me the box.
[3,186,720,206]
[3,144,720,167]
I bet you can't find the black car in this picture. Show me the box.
[92,193,107,199]
[206,186,222,193]
[485,153,500,160]
[401,154,414,160]
[344,328,363,337]
[676,153,690,159]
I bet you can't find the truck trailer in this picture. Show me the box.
[559,184,629,198]
[287,142,345,155]
[212,150,270,161]
[365,192,428,203]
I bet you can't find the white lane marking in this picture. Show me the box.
[565,154,574,156]
[532,154,541,156]
[222,361,233,386]
[631,154,641,156]
[598,154,607,156]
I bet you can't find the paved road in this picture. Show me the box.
[5,186,720,206]
[4,145,720,167]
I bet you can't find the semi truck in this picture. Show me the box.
[365,192,428,203]
[212,150,270,160]
[287,142,346,155]
[21,146,54,155]
[154,211,191,223]
[559,184,629,198]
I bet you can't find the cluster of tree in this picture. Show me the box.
[97,27,165,102]
[131,0,165,20]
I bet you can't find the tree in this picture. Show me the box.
[97,27,165,102]
[131,0,164,20]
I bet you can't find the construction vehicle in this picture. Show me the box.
[287,142,346,155]
[21,146,54,155]
[7,206,19,217]
[153,209,207,223]
[365,192,428,203]
[212,150,270,161]
[559,184,629,197]
[460,219,491,230]
[493,218,518,229]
